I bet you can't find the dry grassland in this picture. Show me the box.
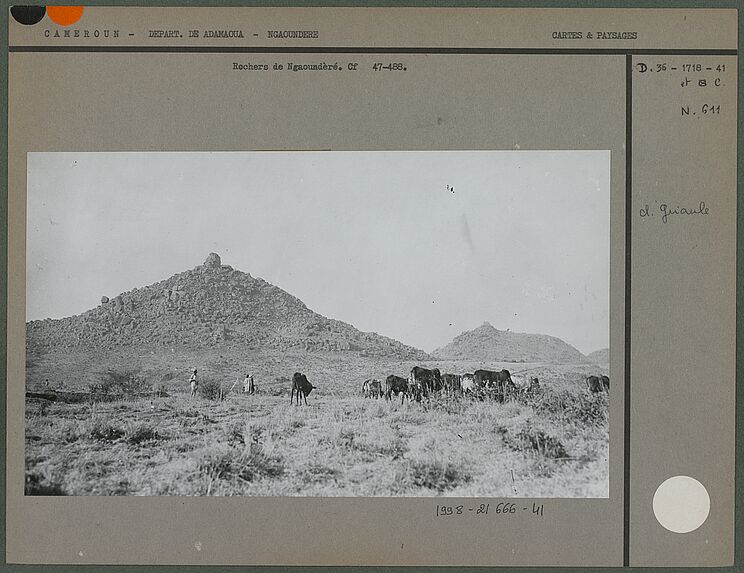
[25,351,608,497]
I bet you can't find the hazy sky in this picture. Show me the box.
[27,151,609,354]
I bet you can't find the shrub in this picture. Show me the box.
[245,421,266,445]
[25,472,65,495]
[369,436,407,459]
[301,462,339,484]
[408,459,471,492]
[89,369,151,397]
[178,407,199,418]
[126,423,161,445]
[223,419,246,446]
[87,419,124,442]
[390,412,425,426]
[59,420,81,443]
[198,450,234,481]
[523,387,608,426]
[499,424,568,459]
[466,387,513,402]
[336,428,356,449]
[425,395,466,415]
[175,441,196,453]
[197,443,284,483]
[571,392,609,425]
[369,402,388,418]
[529,459,558,478]
[198,378,223,401]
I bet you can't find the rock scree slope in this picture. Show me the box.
[27,253,429,359]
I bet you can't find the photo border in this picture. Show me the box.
[1,1,741,572]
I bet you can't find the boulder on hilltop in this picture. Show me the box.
[203,253,222,268]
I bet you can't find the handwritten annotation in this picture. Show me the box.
[639,201,709,224]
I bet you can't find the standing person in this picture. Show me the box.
[243,373,255,395]
[189,369,199,398]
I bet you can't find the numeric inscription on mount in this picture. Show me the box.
[435,502,544,518]
[372,63,407,71]
[636,63,727,73]
[636,59,730,121]
[681,104,721,116]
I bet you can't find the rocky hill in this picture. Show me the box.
[432,321,588,364]
[26,253,429,359]
[586,348,609,364]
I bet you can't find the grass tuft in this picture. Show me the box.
[500,424,568,459]
[197,443,284,484]
[519,387,608,426]
[87,419,125,442]
[126,422,161,445]
[25,472,66,496]
[408,458,472,492]
[300,462,339,484]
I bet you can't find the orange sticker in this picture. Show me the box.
[46,6,83,26]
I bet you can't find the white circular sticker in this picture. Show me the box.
[653,475,710,533]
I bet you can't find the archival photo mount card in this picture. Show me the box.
[5,6,737,568]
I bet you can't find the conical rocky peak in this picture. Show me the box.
[27,254,429,360]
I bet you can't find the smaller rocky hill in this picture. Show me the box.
[433,322,588,364]
[586,348,609,364]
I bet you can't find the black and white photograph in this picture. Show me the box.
[24,150,610,498]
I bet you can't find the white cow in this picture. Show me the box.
[461,373,476,393]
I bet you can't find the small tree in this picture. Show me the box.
[90,369,150,397]
[198,378,223,401]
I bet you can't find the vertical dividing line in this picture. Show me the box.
[624,54,633,568]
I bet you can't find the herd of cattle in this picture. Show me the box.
[288,368,609,406]
[359,366,610,404]
[362,367,534,404]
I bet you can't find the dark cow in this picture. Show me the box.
[474,369,515,401]
[361,379,370,397]
[385,375,409,404]
[367,379,383,399]
[290,372,315,405]
[585,375,609,393]
[410,366,442,397]
[441,373,462,395]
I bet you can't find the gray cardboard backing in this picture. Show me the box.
[4,6,737,567]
